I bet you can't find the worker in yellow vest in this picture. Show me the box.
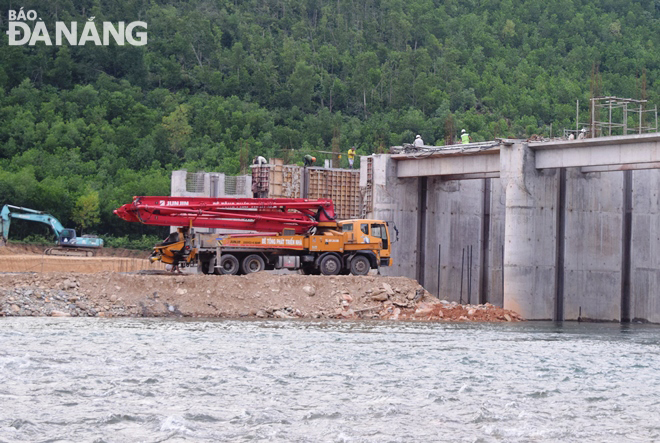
[461,129,472,144]
[347,146,356,169]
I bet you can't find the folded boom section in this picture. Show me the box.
[114,196,336,234]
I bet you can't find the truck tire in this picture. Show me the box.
[200,257,215,275]
[217,254,240,275]
[350,255,371,276]
[242,254,265,274]
[319,254,341,276]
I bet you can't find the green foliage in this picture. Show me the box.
[72,189,101,234]
[1,0,659,243]
[102,234,164,251]
[14,234,52,246]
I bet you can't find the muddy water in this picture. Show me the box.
[0,319,659,442]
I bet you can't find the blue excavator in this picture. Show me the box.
[0,205,103,256]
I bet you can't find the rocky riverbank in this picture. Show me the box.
[0,271,522,322]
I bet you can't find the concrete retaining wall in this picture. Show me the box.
[424,177,484,304]
[563,169,623,322]
[631,169,660,323]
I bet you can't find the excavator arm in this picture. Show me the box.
[1,205,66,243]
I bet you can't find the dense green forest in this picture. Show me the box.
[1,0,660,243]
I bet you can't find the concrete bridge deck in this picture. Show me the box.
[394,133,660,177]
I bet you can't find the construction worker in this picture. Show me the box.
[413,134,424,147]
[577,128,586,140]
[347,146,356,169]
[253,155,267,165]
[461,129,471,144]
[303,154,316,166]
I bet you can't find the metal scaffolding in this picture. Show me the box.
[589,96,658,138]
[566,96,658,139]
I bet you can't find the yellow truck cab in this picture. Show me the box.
[338,219,392,267]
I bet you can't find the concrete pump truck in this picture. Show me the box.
[114,196,393,275]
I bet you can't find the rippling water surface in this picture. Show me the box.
[1,318,659,442]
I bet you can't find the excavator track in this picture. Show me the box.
[44,247,96,257]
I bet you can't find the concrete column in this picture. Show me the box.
[501,141,558,320]
[171,170,188,196]
[203,174,211,196]
[367,155,419,279]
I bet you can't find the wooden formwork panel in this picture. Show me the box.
[280,166,302,198]
[265,164,301,198]
[307,169,361,220]
[258,161,360,220]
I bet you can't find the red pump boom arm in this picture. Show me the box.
[114,197,336,234]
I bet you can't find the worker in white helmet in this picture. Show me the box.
[577,128,586,139]
[461,129,472,144]
[253,155,267,165]
[413,134,424,147]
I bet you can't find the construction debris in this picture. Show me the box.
[0,271,522,322]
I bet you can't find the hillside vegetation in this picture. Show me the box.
[1,0,659,240]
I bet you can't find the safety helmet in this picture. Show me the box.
[415,135,421,139]
[461,129,466,133]
[581,128,586,132]
[311,156,316,162]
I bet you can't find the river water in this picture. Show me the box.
[0,318,659,443]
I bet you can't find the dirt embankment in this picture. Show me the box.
[0,243,522,322]
[0,272,522,322]
[0,243,164,273]
[0,242,151,258]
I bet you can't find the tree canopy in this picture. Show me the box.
[1,0,659,241]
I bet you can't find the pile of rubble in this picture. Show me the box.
[0,272,522,322]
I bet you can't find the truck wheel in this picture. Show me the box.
[200,258,214,275]
[242,254,265,274]
[350,255,371,276]
[217,254,239,275]
[319,254,341,276]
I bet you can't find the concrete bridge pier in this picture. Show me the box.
[368,155,420,279]
[501,141,559,320]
